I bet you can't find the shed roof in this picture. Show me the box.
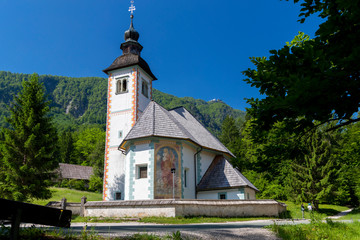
[120,101,234,157]
[58,163,93,180]
[197,156,259,192]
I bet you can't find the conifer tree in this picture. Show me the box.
[288,126,338,210]
[220,116,240,149]
[0,73,58,201]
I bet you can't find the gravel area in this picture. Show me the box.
[179,228,281,240]
[94,227,281,240]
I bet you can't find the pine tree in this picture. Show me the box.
[0,73,58,201]
[288,126,338,210]
[220,116,241,150]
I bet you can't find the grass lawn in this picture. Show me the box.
[340,208,360,220]
[28,187,102,206]
[282,201,349,219]
[270,219,360,240]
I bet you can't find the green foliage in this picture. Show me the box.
[89,175,103,193]
[0,73,59,201]
[244,0,360,132]
[271,220,360,240]
[0,71,245,139]
[72,127,105,173]
[287,125,339,210]
[55,179,89,191]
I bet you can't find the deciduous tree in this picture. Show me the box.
[243,0,360,132]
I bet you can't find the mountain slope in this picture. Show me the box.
[0,71,245,136]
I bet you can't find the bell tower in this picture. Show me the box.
[102,1,157,201]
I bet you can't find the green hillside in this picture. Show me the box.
[0,71,245,136]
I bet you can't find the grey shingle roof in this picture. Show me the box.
[58,163,93,180]
[121,101,234,157]
[197,156,259,192]
[103,53,157,80]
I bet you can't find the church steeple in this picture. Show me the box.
[121,14,143,55]
[103,0,156,80]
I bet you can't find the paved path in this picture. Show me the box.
[25,209,355,239]
[68,221,284,240]
[327,208,353,219]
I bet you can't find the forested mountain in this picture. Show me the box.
[0,71,245,136]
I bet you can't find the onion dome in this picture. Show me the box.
[124,15,139,42]
[120,14,143,55]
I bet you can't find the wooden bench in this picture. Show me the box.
[0,198,72,240]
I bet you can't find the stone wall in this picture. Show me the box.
[84,199,286,218]
[46,202,81,215]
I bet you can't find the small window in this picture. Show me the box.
[247,193,250,200]
[137,165,147,179]
[116,78,128,94]
[141,79,149,98]
[115,192,121,200]
[219,193,227,200]
[184,168,188,188]
[118,130,123,139]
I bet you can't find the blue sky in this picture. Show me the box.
[0,0,323,111]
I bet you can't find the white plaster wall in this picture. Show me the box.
[108,113,131,147]
[198,151,216,183]
[132,143,152,200]
[137,72,152,112]
[85,200,286,218]
[181,144,196,199]
[124,153,131,201]
[105,150,126,201]
[197,188,256,200]
[86,206,176,218]
[109,67,135,111]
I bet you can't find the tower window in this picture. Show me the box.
[115,192,122,200]
[141,79,149,98]
[116,78,128,94]
[184,168,188,188]
[136,164,148,179]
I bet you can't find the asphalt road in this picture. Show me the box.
[28,219,355,239]
[63,220,310,239]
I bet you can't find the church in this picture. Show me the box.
[102,8,258,202]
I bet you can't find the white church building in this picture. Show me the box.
[102,12,258,202]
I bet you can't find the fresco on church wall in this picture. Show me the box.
[154,144,181,199]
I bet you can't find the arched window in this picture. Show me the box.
[141,79,149,98]
[116,78,128,94]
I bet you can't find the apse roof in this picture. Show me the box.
[197,156,259,192]
[120,101,234,157]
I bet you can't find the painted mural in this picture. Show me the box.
[154,144,181,199]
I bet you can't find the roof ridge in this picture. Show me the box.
[169,107,234,157]
[152,102,193,140]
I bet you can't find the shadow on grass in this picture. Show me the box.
[279,210,292,219]
[318,208,340,216]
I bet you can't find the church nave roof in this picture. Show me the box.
[120,101,234,158]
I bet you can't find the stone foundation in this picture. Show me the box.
[84,199,286,218]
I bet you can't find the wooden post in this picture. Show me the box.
[61,197,67,210]
[80,196,87,217]
[10,208,22,240]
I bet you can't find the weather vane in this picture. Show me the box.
[129,0,136,15]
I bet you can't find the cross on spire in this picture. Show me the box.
[129,0,136,15]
